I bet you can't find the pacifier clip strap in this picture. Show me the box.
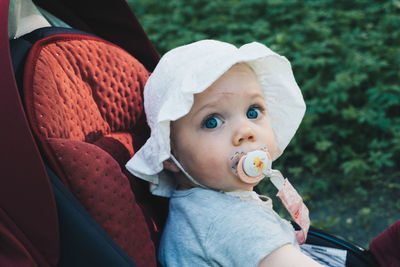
[269,170,310,245]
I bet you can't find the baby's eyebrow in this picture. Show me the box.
[243,92,266,104]
[192,99,221,115]
[250,93,265,100]
[193,91,265,115]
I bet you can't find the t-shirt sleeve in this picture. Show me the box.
[204,202,297,267]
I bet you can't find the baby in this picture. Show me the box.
[126,40,322,266]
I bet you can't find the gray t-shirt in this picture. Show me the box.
[159,188,298,267]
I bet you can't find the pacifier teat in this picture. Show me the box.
[236,150,272,184]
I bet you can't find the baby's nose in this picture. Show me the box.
[232,125,256,146]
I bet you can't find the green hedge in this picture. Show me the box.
[127,0,400,246]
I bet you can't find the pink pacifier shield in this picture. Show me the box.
[236,150,272,184]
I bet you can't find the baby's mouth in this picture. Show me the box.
[230,151,246,176]
[230,146,269,175]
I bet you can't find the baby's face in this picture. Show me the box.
[170,63,275,192]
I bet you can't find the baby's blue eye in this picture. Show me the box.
[203,116,223,129]
[247,107,261,119]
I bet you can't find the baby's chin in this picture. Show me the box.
[238,179,262,190]
[223,176,261,192]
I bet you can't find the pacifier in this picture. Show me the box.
[236,150,272,184]
[234,149,310,245]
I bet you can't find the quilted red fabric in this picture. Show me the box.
[23,34,156,266]
[370,220,400,267]
[24,34,147,144]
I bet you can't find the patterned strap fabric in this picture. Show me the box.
[270,170,310,245]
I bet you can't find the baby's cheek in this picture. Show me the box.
[188,139,226,175]
[200,153,225,175]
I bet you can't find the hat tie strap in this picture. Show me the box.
[170,155,211,189]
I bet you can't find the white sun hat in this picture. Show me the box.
[125,39,306,197]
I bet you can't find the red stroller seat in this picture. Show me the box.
[22,32,162,266]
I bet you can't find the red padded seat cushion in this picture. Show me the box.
[370,220,400,266]
[23,34,156,266]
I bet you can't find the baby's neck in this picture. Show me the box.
[175,172,255,192]
[175,174,197,190]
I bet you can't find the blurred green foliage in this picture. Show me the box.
[127,0,400,247]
